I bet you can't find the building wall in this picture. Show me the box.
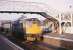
[54,13,73,34]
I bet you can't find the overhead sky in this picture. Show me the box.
[0,0,73,12]
[8,0,73,12]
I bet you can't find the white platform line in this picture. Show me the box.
[43,35,73,42]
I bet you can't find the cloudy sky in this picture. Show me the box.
[8,0,73,12]
[0,0,73,12]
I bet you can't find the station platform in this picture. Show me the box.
[43,33,73,49]
[0,35,23,50]
[0,34,70,50]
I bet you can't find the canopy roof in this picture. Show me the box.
[0,1,58,17]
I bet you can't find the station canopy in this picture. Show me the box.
[0,1,58,21]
